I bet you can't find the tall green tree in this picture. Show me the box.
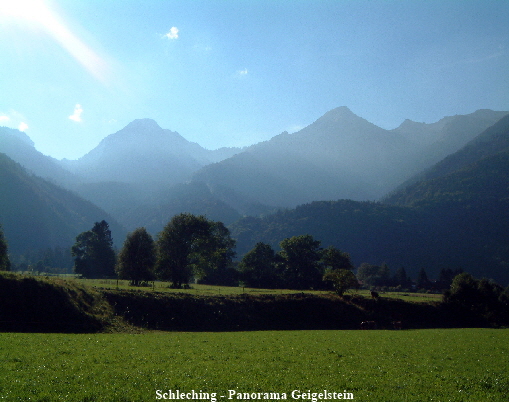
[239,242,282,288]
[321,246,354,271]
[72,220,116,278]
[320,246,356,295]
[156,213,236,288]
[323,269,358,296]
[0,224,10,271]
[116,227,156,286]
[279,235,323,290]
[195,221,237,286]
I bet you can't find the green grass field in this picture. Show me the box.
[1,328,507,401]
[73,278,442,303]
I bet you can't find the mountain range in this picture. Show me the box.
[230,114,509,283]
[1,107,509,282]
[192,107,508,208]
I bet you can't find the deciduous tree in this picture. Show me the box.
[195,221,237,286]
[279,235,323,290]
[239,242,282,288]
[321,246,353,271]
[323,269,359,296]
[156,214,236,287]
[116,227,156,286]
[72,220,116,278]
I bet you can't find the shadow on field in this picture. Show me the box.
[0,272,111,333]
[102,290,488,332]
[0,272,500,333]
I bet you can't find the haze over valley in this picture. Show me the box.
[2,106,509,283]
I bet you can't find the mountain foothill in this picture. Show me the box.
[1,107,509,283]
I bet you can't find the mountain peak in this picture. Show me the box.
[306,106,383,135]
[322,106,357,121]
[123,118,162,132]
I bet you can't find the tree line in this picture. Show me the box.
[66,213,357,291]
[0,215,505,296]
[69,214,236,287]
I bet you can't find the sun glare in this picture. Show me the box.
[0,0,49,23]
[0,0,111,84]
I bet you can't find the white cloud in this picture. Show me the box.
[0,110,28,129]
[164,27,179,39]
[238,68,248,76]
[69,104,83,122]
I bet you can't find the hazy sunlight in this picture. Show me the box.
[0,0,110,84]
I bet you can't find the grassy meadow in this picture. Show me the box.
[75,278,442,303]
[1,328,508,402]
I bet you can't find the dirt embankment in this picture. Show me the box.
[0,273,496,333]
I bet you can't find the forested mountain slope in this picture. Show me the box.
[230,116,509,284]
[0,153,126,255]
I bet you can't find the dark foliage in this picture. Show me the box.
[279,235,324,290]
[443,273,509,326]
[239,242,283,288]
[9,246,74,275]
[0,224,10,271]
[392,266,412,288]
[416,267,430,289]
[116,227,156,285]
[72,221,116,278]
[156,213,236,287]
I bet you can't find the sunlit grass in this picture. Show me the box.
[71,278,442,302]
[0,329,507,401]
[76,278,332,296]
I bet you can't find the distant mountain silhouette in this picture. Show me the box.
[0,126,77,186]
[61,119,242,185]
[192,107,508,208]
[384,113,509,202]
[0,153,126,255]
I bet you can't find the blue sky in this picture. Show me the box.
[1,0,508,159]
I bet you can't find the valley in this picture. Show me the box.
[1,107,509,283]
